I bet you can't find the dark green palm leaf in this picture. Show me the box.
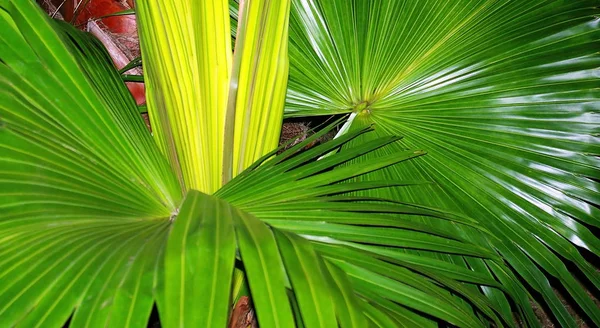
[272,0,600,326]
[216,123,534,326]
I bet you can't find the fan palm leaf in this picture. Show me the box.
[273,0,600,326]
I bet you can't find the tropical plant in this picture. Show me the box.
[0,1,598,328]
[276,1,600,327]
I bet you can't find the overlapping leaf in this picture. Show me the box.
[158,122,528,327]
[160,191,236,328]
[216,122,530,326]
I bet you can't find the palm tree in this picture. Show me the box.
[0,0,598,327]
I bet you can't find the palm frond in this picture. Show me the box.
[160,191,236,327]
[271,0,600,325]
[0,0,181,216]
[4,0,599,326]
[216,122,528,326]
[0,2,180,326]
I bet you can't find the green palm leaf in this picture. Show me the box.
[161,191,236,328]
[275,0,600,325]
[0,0,182,215]
[0,1,179,326]
[229,199,296,327]
[273,229,337,328]
[216,123,532,326]
[4,0,598,326]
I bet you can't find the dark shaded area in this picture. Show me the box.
[147,303,161,328]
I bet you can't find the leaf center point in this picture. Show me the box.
[353,100,372,115]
